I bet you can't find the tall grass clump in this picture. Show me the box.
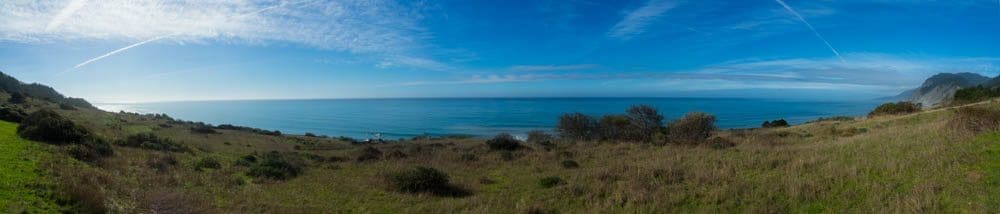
[868,101,921,117]
[949,106,1000,134]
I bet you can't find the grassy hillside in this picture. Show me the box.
[5,101,991,213]
[0,121,60,212]
[0,72,996,212]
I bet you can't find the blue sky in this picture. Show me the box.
[1,0,999,103]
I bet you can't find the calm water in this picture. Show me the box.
[95,98,879,139]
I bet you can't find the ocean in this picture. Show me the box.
[95,98,880,140]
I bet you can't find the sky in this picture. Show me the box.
[1,0,999,103]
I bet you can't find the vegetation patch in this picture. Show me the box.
[247,152,304,180]
[761,119,789,128]
[663,112,716,145]
[868,101,921,117]
[538,176,565,188]
[486,133,523,151]
[355,146,383,162]
[115,133,189,152]
[0,105,26,122]
[385,166,468,197]
[17,109,111,162]
[194,156,223,171]
[0,121,60,212]
[560,159,579,169]
[949,106,1000,133]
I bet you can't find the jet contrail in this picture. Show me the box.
[71,35,167,70]
[68,0,313,71]
[774,0,844,62]
[46,0,88,31]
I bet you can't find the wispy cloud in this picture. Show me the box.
[70,35,167,70]
[509,64,598,72]
[607,0,677,40]
[393,54,1000,94]
[1,0,434,69]
[773,0,844,62]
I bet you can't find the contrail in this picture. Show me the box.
[46,0,88,31]
[68,0,310,71]
[71,35,167,70]
[774,0,844,62]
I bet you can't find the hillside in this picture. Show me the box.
[894,72,990,108]
[0,71,997,212]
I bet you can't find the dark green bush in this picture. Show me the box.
[664,112,717,144]
[0,105,26,122]
[597,114,631,141]
[459,153,478,161]
[194,156,222,171]
[761,119,789,128]
[556,112,597,140]
[386,167,450,193]
[625,104,664,142]
[115,133,188,152]
[868,101,921,117]
[189,125,218,134]
[355,146,382,162]
[8,92,26,104]
[17,109,112,162]
[486,133,523,151]
[538,176,564,188]
[560,159,579,169]
[247,152,304,180]
[953,85,1000,104]
[808,116,855,123]
[385,166,469,197]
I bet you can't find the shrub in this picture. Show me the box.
[708,137,735,149]
[0,105,26,122]
[953,85,1000,104]
[556,112,597,140]
[247,152,304,180]
[235,154,258,167]
[386,150,408,159]
[146,153,178,173]
[526,130,553,143]
[355,146,383,162]
[560,159,579,169]
[950,106,1000,133]
[597,114,631,141]
[8,92,26,103]
[761,119,789,128]
[868,101,921,117]
[808,116,855,123]
[487,133,523,151]
[18,109,112,161]
[116,133,188,152]
[538,176,564,188]
[194,156,222,171]
[625,104,664,142]
[59,103,77,110]
[386,167,451,194]
[665,112,717,144]
[189,125,218,134]
[304,132,317,137]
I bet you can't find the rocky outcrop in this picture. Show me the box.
[896,73,990,108]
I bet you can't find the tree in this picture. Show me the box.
[625,105,663,142]
[556,112,597,141]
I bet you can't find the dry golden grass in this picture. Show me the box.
[12,99,998,213]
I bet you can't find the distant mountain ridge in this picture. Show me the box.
[0,71,94,109]
[894,72,993,108]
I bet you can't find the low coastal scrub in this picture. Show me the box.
[949,105,1000,133]
[761,119,789,128]
[662,112,716,145]
[246,152,304,180]
[538,176,564,188]
[17,109,112,162]
[952,85,1000,105]
[216,124,282,136]
[486,133,523,151]
[355,146,383,162]
[194,156,223,171]
[0,105,26,122]
[115,133,189,152]
[385,166,466,197]
[868,101,921,117]
[557,105,665,143]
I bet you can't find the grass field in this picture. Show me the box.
[0,121,59,213]
[3,99,999,212]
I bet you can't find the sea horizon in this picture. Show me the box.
[95,97,880,140]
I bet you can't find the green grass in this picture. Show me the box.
[977,133,1000,211]
[0,121,59,212]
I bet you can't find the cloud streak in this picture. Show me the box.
[509,64,598,72]
[607,0,677,40]
[71,35,167,70]
[2,0,435,70]
[773,0,844,62]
